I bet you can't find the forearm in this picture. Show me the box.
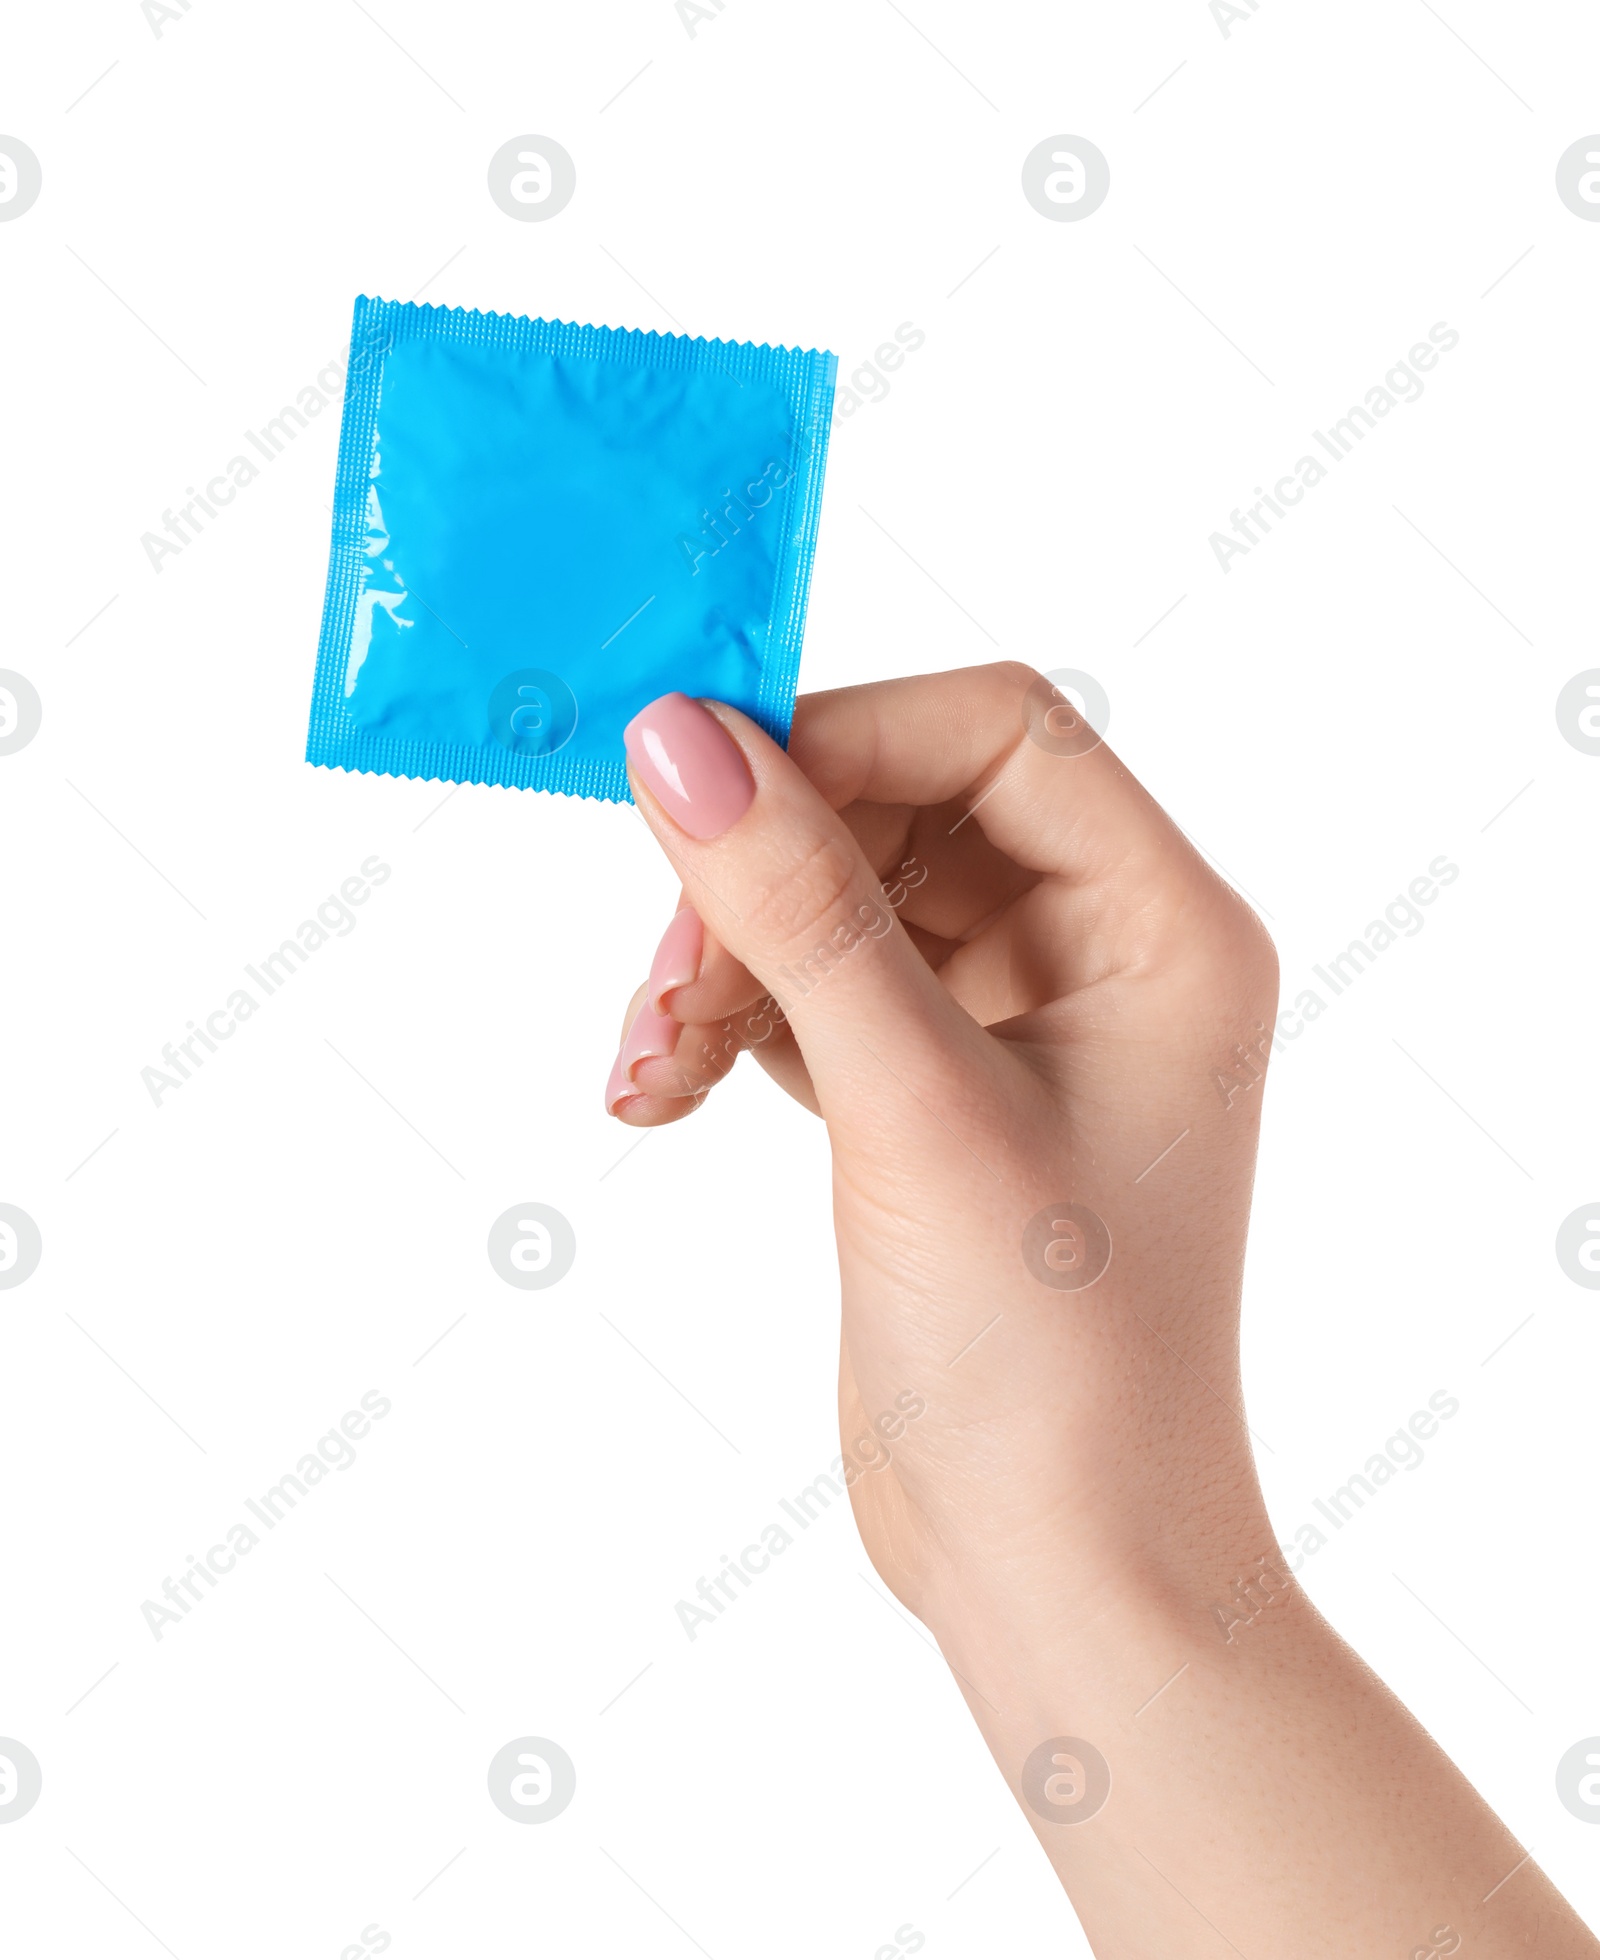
[926,1490,1593,1959]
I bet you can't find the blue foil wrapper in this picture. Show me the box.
[307,297,836,802]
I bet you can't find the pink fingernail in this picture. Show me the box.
[620,997,680,1083]
[623,693,754,840]
[648,907,704,1015]
[604,1052,638,1116]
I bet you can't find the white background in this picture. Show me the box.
[3,1,1599,1953]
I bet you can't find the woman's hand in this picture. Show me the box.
[607,663,1275,1625]
[606,665,1596,1959]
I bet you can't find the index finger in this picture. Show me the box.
[787,660,1191,889]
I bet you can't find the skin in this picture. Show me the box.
[609,662,1596,1958]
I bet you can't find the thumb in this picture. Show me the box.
[623,692,986,1125]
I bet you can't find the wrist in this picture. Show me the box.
[916,1432,1278,1662]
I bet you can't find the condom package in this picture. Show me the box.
[305,297,837,803]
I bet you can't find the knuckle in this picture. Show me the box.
[1225,893,1279,988]
[986,658,1045,700]
[745,830,871,958]
[1186,892,1280,1015]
